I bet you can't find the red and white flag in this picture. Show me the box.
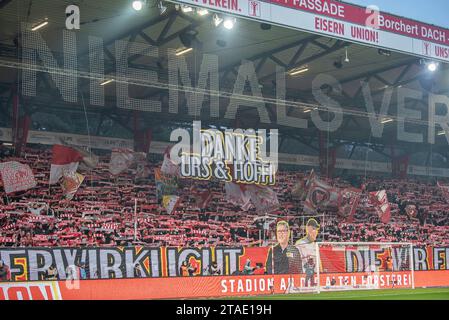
[0,161,37,194]
[161,146,179,176]
[60,172,85,201]
[162,195,180,214]
[224,182,252,211]
[245,185,280,214]
[338,188,362,222]
[369,190,391,223]
[109,149,135,175]
[437,181,449,199]
[49,145,83,184]
[292,170,315,200]
[304,176,339,214]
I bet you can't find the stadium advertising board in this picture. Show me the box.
[0,246,448,281]
[1,271,449,300]
[169,0,449,63]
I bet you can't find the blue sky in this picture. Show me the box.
[344,0,449,28]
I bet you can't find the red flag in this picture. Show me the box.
[0,161,36,194]
[338,188,362,222]
[60,172,85,201]
[369,190,391,223]
[49,145,83,184]
[191,187,213,209]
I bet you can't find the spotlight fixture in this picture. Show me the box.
[179,29,199,48]
[344,48,349,63]
[2,142,13,146]
[260,23,271,30]
[132,0,143,11]
[175,47,193,56]
[427,61,438,72]
[213,14,223,27]
[437,130,446,136]
[197,8,209,16]
[380,118,393,124]
[180,5,193,13]
[31,18,49,31]
[333,58,343,69]
[288,66,309,76]
[100,79,114,86]
[216,39,227,47]
[158,1,167,14]
[223,18,236,30]
[378,49,391,56]
[303,107,318,113]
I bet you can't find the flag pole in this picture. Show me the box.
[134,198,137,242]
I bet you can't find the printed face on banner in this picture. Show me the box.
[276,222,290,246]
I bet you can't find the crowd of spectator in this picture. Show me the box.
[1,145,449,248]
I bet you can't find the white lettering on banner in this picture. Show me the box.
[420,26,446,42]
[378,15,419,36]
[292,0,345,18]
[221,278,274,293]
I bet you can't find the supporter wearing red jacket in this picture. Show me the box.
[0,260,11,281]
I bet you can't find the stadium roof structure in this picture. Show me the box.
[0,0,449,167]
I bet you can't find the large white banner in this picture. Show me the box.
[170,0,449,63]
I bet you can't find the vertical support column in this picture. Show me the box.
[12,92,19,151]
[133,111,153,153]
[16,115,31,156]
[410,243,415,289]
[319,131,336,178]
[315,241,320,293]
[392,155,409,179]
[134,198,137,242]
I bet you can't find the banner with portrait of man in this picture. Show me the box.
[266,220,302,275]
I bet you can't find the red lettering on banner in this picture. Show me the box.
[206,0,239,11]
[8,287,30,300]
[315,17,344,36]
[28,285,55,300]
[351,26,378,43]
[435,45,449,59]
